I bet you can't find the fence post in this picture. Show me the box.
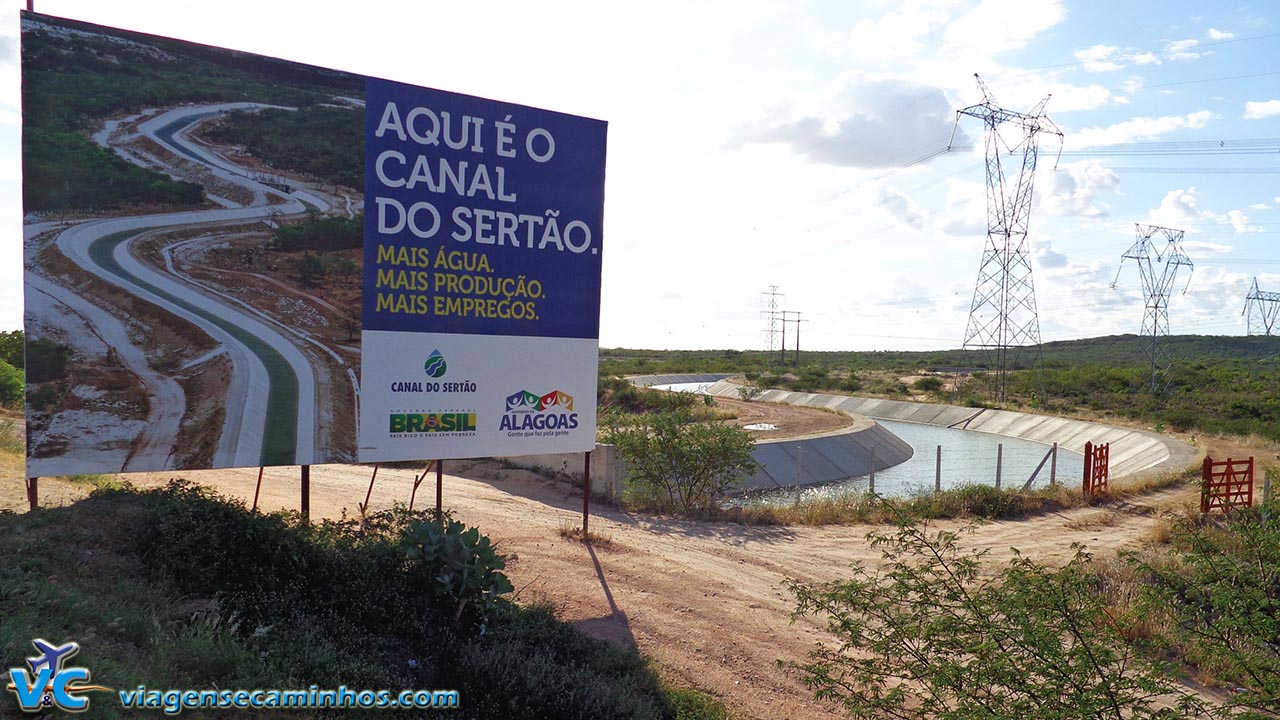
[1201,456,1213,514]
[1264,467,1272,527]
[26,477,38,512]
[935,445,942,494]
[868,445,877,495]
[1084,441,1094,494]
[1050,442,1057,486]
[995,443,1003,490]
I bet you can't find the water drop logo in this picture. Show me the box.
[423,350,447,378]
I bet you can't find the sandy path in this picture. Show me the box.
[92,460,1201,720]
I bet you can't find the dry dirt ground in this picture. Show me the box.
[716,395,854,440]
[5,415,1274,719]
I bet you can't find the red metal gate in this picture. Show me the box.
[1083,441,1110,496]
[1201,456,1254,514]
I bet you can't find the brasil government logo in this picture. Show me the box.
[500,390,578,432]
[6,639,112,713]
[423,350,447,378]
[389,412,476,434]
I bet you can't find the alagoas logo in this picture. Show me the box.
[499,390,579,434]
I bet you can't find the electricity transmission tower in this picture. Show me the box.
[949,75,1063,402]
[761,286,783,352]
[1243,277,1280,336]
[1111,223,1194,392]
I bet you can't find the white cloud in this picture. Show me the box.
[1041,160,1119,217]
[1207,28,1234,40]
[1249,203,1271,210]
[1121,76,1145,95]
[1165,38,1203,61]
[1148,187,1213,228]
[1182,240,1233,258]
[730,74,964,168]
[1074,45,1122,72]
[1069,110,1213,149]
[1073,45,1161,73]
[1217,209,1262,234]
[1244,100,1280,119]
[859,181,926,230]
[1034,245,1069,268]
[847,5,946,60]
[941,0,1065,55]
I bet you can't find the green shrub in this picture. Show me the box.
[403,517,514,629]
[604,410,757,513]
[912,376,943,392]
[0,360,22,406]
[1130,504,1280,715]
[449,604,672,720]
[785,519,1208,719]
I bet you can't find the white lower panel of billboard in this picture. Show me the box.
[358,331,598,462]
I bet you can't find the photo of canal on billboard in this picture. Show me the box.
[23,12,371,475]
[358,80,607,461]
[22,12,605,476]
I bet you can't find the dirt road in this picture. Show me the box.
[63,457,1198,720]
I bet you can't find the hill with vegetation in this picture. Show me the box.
[600,334,1280,441]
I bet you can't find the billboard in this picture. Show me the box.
[359,80,605,460]
[20,12,605,476]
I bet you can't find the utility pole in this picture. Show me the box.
[950,74,1063,403]
[1243,277,1280,336]
[761,286,783,353]
[1112,223,1194,393]
[793,312,808,365]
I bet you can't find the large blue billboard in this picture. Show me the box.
[359,79,607,461]
[362,78,606,340]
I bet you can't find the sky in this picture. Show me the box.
[1,0,1277,351]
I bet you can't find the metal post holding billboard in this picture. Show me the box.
[301,465,310,522]
[435,460,443,515]
[252,467,264,512]
[583,451,592,536]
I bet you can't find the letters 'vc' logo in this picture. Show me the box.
[6,639,111,713]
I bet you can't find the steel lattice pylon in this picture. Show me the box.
[950,75,1063,402]
[1243,277,1280,336]
[1112,223,1194,392]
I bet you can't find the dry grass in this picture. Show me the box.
[1063,511,1122,531]
[558,520,614,547]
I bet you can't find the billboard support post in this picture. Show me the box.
[435,460,443,515]
[409,461,433,511]
[26,477,37,511]
[300,465,310,522]
[252,467,264,511]
[583,451,592,535]
[359,464,379,515]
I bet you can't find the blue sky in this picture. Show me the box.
[2,0,1277,350]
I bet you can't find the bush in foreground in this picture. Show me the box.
[1,483,725,719]
[785,517,1209,719]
